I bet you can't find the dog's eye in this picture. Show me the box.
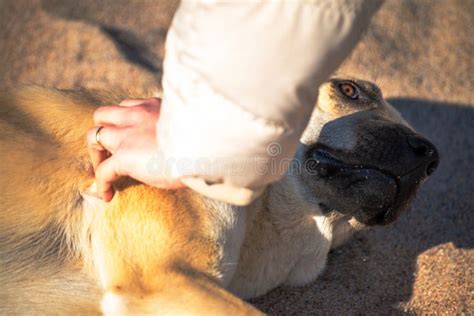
[338,82,360,100]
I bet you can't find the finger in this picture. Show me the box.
[156,179,187,190]
[119,97,161,107]
[94,99,161,126]
[95,155,123,202]
[88,141,109,171]
[86,126,111,171]
[119,98,146,107]
[94,105,137,126]
[87,125,128,154]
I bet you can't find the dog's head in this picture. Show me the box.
[294,78,439,226]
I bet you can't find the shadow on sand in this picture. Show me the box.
[251,99,473,314]
[40,0,166,78]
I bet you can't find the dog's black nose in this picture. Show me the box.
[406,134,439,176]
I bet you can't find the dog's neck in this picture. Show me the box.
[253,174,358,249]
[264,174,323,218]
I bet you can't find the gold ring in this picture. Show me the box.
[95,126,105,149]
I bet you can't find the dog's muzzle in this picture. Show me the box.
[305,126,439,226]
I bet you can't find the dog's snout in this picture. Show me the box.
[406,134,439,176]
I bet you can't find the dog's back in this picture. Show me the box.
[0,87,104,313]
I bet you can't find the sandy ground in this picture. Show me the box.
[0,0,472,314]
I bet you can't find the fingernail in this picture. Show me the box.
[103,190,115,202]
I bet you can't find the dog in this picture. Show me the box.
[0,78,439,315]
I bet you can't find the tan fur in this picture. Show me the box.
[0,87,260,315]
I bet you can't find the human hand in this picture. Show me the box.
[87,98,186,202]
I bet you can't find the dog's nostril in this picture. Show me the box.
[426,160,438,176]
[406,135,435,156]
[406,135,439,176]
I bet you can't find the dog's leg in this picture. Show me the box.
[85,184,262,315]
[331,218,363,249]
[99,271,262,315]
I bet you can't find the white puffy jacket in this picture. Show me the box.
[157,0,383,205]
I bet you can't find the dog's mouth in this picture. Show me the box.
[307,148,410,226]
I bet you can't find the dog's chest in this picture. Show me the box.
[225,200,334,299]
[202,199,248,286]
[199,195,336,299]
